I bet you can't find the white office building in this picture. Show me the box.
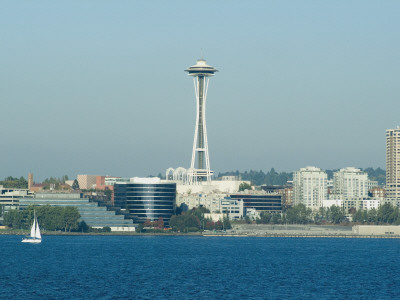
[293,166,328,210]
[176,192,244,220]
[342,197,381,211]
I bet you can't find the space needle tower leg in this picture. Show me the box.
[185,59,218,183]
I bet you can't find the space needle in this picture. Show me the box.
[185,58,218,183]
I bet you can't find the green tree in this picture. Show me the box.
[377,203,399,224]
[3,209,27,228]
[352,209,363,223]
[260,211,272,224]
[238,182,252,191]
[326,205,346,224]
[103,226,111,232]
[368,208,378,223]
[285,204,312,224]
[136,223,145,233]
[72,179,80,190]
[0,176,28,189]
[223,217,232,230]
[363,167,386,186]
[62,206,80,232]
[272,213,281,224]
[185,214,200,229]
[169,215,185,231]
[61,175,69,183]
[187,207,209,222]
[78,221,90,233]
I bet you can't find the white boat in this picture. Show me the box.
[22,210,42,243]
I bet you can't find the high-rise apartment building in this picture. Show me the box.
[386,127,400,201]
[333,167,369,199]
[293,166,327,209]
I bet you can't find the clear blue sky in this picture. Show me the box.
[1,1,399,181]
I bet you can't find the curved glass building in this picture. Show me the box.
[114,181,176,226]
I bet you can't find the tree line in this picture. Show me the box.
[169,206,231,232]
[41,175,70,190]
[352,203,400,225]
[255,204,315,225]
[218,167,386,186]
[0,176,28,189]
[252,203,400,225]
[4,205,81,232]
[218,168,292,186]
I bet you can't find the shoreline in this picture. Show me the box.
[1,230,399,239]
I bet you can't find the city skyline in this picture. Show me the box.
[1,1,399,181]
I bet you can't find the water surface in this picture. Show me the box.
[1,235,399,299]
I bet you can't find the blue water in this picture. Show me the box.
[0,235,399,299]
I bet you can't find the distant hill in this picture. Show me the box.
[218,167,386,186]
[0,176,28,189]
[217,168,292,186]
[361,167,386,186]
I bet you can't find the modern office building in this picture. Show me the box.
[114,178,176,226]
[293,166,328,210]
[176,192,222,212]
[185,58,218,183]
[220,198,244,220]
[0,186,33,211]
[19,193,135,230]
[386,127,400,202]
[230,193,282,213]
[176,192,246,220]
[333,167,369,199]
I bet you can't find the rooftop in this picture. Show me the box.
[185,59,218,76]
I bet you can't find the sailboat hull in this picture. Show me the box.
[22,210,42,243]
[22,238,41,243]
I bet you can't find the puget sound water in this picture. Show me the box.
[0,235,399,299]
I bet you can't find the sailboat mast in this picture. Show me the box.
[33,210,36,239]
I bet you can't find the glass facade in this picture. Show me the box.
[19,193,135,228]
[114,183,176,226]
[230,194,282,212]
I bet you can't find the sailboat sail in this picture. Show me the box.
[22,211,42,244]
[30,217,36,238]
[35,219,41,239]
[22,210,42,243]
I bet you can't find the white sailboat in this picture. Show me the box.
[22,211,42,243]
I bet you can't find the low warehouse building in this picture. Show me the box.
[353,225,400,236]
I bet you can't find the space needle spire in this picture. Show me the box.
[185,58,218,183]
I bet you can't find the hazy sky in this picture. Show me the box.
[1,1,399,181]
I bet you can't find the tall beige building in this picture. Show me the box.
[386,127,400,201]
[333,167,369,199]
[293,166,328,210]
[77,175,98,190]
